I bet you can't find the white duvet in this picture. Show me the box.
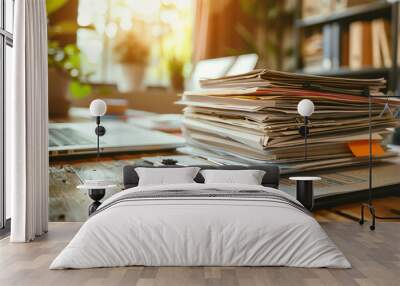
[50,183,351,269]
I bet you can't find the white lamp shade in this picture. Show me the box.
[89,99,107,116]
[297,99,315,117]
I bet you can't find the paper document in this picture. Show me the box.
[177,68,400,171]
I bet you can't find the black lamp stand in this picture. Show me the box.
[88,189,105,215]
[297,116,314,210]
[299,116,309,160]
[358,89,400,230]
[87,116,107,216]
[296,86,400,230]
[95,116,106,158]
[296,180,314,210]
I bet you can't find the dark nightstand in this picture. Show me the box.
[77,183,116,215]
[289,176,321,211]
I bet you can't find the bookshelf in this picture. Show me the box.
[295,1,400,230]
[300,66,390,77]
[294,0,399,95]
[295,1,392,28]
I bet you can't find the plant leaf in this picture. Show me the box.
[69,80,92,99]
[48,21,79,37]
[46,0,68,15]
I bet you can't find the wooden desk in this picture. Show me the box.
[49,152,400,223]
[50,151,177,222]
[49,109,400,223]
[69,89,183,114]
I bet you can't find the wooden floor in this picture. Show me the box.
[1,222,400,286]
[314,196,400,222]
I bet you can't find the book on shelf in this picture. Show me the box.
[302,0,378,20]
[371,19,382,68]
[341,27,350,67]
[331,23,341,69]
[302,24,341,72]
[376,19,392,68]
[349,21,372,69]
[302,30,323,71]
[302,17,393,72]
[398,2,400,66]
[348,19,391,70]
[322,25,333,69]
[302,0,332,19]
[333,0,376,12]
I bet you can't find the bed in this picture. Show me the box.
[50,164,350,269]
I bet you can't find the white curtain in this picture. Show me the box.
[7,0,49,242]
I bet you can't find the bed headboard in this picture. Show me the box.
[123,164,280,189]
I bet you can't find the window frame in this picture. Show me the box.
[0,0,14,233]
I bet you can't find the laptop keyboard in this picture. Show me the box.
[49,128,95,147]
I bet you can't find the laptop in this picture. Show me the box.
[187,53,258,90]
[225,54,259,76]
[49,54,257,157]
[49,121,185,157]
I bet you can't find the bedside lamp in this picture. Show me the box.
[81,99,110,215]
[297,99,315,160]
[90,99,107,158]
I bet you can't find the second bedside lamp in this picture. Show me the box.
[297,99,315,160]
[89,99,107,158]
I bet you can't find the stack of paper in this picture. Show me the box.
[177,69,400,172]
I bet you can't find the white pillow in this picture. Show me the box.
[136,167,201,186]
[200,169,266,185]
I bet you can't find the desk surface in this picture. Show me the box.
[49,109,400,222]
[50,150,177,221]
[49,151,400,223]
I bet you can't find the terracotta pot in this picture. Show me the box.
[170,73,184,92]
[118,64,146,92]
[48,67,71,118]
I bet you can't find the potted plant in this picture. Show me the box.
[113,31,150,92]
[47,0,92,117]
[167,56,185,92]
[48,42,92,117]
[237,0,295,70]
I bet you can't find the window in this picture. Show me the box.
[76,0,194,87]
[1,0,14,230]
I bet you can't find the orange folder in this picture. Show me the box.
[347,140,385,157]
